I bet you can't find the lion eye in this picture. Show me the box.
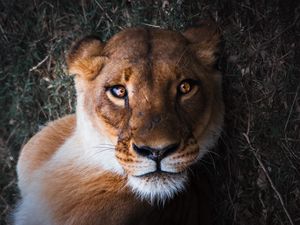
[110,85,127,98]
[178,80,192,94]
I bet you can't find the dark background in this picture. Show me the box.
[0,0,299,224]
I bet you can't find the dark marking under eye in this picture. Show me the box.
[96,105,123,128]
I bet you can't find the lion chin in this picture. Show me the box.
[127,171,188,204]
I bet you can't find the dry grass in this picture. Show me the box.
[0,0,299,224]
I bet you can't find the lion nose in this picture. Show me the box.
[132,143,180,161]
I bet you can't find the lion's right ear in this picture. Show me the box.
[66,36,106,80]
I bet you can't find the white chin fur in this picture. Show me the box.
[127,172,188,205]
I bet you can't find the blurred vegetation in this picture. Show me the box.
[0,0,299,224]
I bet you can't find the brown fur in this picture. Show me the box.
[16,20,223,225]
[67,25,223,177]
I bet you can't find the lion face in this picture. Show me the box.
[67,22,224,203]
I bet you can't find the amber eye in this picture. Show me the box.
[110,85,127,98]
[178,80,192,94]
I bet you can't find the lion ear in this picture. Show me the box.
[66,36,106,80]
[183,20,220,66]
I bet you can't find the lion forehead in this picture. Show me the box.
[103,27,189,62]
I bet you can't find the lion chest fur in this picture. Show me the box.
[14,22,223,225]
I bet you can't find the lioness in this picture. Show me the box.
[14,20,224,225]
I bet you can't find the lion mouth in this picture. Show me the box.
[133,170,182,178]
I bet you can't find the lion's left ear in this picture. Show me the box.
[183,20,220,66]
[66,36,106,80]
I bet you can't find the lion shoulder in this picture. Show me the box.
[17,114,76,189]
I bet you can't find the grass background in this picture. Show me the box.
[0,0,299,224]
